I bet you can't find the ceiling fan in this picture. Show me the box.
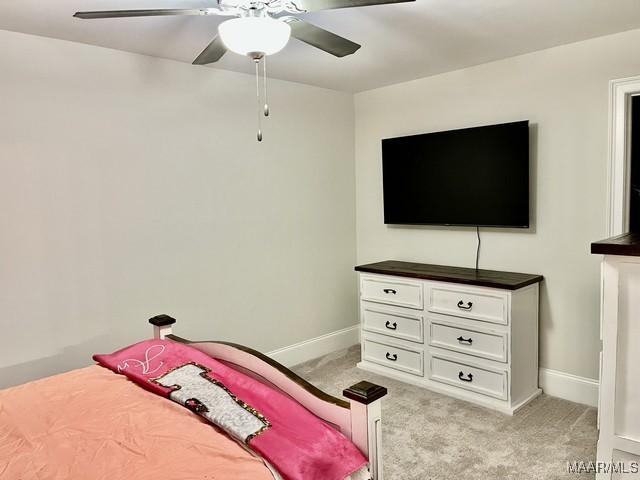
[74,0,415,141]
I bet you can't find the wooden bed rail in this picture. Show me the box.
[149,314,387,480]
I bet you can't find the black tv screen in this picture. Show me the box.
[382,120,530,227]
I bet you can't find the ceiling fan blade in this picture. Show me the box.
[73,8,230,19]
[193,36,228,65]
[284,18,360,58]
[291,0,414,12]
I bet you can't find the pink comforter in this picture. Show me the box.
[94,339,367,480]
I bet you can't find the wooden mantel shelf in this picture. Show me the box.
[354,260,543,290]
[591,232,640,257]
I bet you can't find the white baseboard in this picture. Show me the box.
[267,325,360,367]
[539,368,599,407]
[268,330,600,408]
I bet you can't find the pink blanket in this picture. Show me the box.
[94,340,367,480]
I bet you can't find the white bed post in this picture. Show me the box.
[343,381,388,480]
[149,314,177,339]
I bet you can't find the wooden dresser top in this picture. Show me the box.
[591,232,640,257]
[355,260,543,290]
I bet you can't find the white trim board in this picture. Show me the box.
[268,328,600,407]
[267,325,360,367]
[539,367,599,407]
[607,75,640,236]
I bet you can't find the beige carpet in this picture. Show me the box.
[292,346,597,480]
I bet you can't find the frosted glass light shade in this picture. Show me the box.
[218,17,291,57]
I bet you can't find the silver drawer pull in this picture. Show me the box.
[383,288,397,295]
[457,336,473,345]
[385,352,398,361]
[457,300,473,310]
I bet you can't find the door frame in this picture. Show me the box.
[608,76,640,236]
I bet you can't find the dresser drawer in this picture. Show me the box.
[361,277,423,310]
[428,354,508,400]
[427,285,508,325]
[429,320,507,362]
[362,306,423,343]
[363,337,423,376]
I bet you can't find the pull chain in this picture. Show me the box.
[263,55,269,117]
[255,58,262,142]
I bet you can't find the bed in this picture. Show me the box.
[0,315,387,480]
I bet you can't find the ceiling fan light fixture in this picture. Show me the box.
[218,16,291,57]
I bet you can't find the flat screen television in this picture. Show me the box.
[382,120,530,227]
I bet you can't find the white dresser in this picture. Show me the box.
[592,235,640,479]
[355,261,543,415]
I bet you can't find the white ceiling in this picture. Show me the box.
[2,0,640,92]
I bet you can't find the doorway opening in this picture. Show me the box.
[630,95,640,232]
[608,77,640,235]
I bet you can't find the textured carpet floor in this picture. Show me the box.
[292,346,597,480]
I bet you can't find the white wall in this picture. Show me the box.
[5,24,640,390]
[0,29,356,388]
[355,28,640,380]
